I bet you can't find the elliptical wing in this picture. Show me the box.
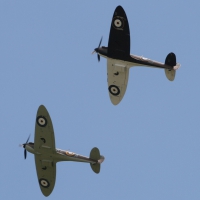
[34,105,56,196]
[108,6,130,60]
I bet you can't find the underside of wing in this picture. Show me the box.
[35,155,56,197]
[107,59,129,105]
[34,105,56,154]
[108,6,130,60]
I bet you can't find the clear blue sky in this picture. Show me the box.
[0,1,200,199]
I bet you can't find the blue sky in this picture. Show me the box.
[0,1,200,199]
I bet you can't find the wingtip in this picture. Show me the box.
[110,97,121,106]
[38,104,45,109]
[115,5,125,13]
[116,5,123,9]
[37,105,48,113]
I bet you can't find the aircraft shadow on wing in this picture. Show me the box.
[93,5,181,105]
[20,105,105,197]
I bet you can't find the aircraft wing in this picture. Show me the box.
[108,6,130,60]
[35,156,56,196]
[34,105,56,196]
[107,59,129,105]
[34,105,56,153]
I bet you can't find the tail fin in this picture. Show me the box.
[164,52,180,81]
[89,147,105,174]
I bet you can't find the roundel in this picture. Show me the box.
[113,17,124,29]
[108,85,120,96]
[36,116,47,127]
[39,178,50,188]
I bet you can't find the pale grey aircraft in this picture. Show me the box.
[93,6,181,105]
[21,105,105,197]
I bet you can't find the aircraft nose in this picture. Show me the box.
[92,48,99,55]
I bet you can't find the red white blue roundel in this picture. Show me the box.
[108,85,120,96]
[36,116,47,127]
[39,178,50,188]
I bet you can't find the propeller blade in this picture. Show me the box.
[22,134,31,159]
[26,134,30,144]
[97,37,103,62]
[24,149,27,159]
[98,36,103,48]
[92,37,103,62]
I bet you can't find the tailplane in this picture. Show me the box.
[90,147,105,174]
[164,52,180,81]
[165,52,176,67]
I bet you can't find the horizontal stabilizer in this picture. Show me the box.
[165,69,176,81]
[90,147,104,174]
[164,52,180,81]
[90,163,100,174]
[90,147,100,160]
[165,52,176,67]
